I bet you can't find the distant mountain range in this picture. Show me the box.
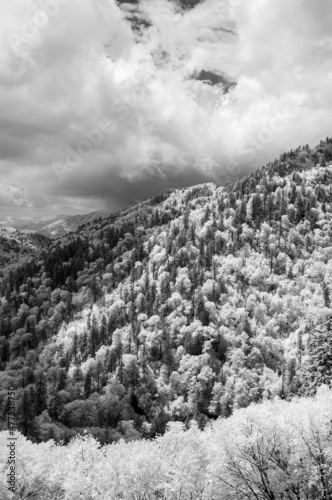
[0,226,41,270]
[0,212,104,238]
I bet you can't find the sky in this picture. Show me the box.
[1,0,332,217]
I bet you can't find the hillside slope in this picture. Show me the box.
[1,138,332,443]
[1,388,332,499]
[0,227,48,272]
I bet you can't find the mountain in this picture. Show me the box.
[0,211,105,239]
[1,137,332,445]
[0,226,49,272]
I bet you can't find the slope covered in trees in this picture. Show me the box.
[0,228,48,272]
[1,138,332,443]
[1,387,332,499]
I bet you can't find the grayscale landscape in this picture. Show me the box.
[1,0,332,499]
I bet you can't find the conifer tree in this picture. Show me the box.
[301,320,332,395]
[100,313,108,346]
[56,369,67,392]
[84,371,92,399]
[17,388,34,436]
[35,371,48,415]
[323,282,330,308]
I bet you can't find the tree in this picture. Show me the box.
[57,369,67,391]
[47,390,64,421]
[35,371,48,416]
[100,313,108,346]
[301,320,332,396]
[0,337,9,364]
[88,315,99,356]
[323,282,330,308]
[84,372,92,399]
[17,388,35,436]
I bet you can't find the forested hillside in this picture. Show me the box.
[1,138,332,443]
[0,228,48,271]
[1,388,332,499]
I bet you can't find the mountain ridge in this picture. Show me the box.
[1,137,332,444]
[0,211,106,238]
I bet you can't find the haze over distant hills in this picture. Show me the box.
[0,212,105,238]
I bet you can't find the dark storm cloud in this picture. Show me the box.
[49,161,216,212]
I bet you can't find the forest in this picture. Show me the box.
[0,388,332,499]
[1,138,332,446]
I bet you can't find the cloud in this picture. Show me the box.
[0,183,33,208]
[0,0,332,215]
